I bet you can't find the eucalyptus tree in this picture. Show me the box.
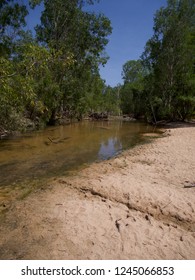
[0,0,28,57]
[141,0,195,121]
[103,85,121,115]
[122,60,146,84]
[0,0,29,130]
[120,60,146,117]
[33,0,112,121]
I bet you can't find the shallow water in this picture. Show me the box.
[0,120,157,187]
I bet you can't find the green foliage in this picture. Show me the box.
[0,0,28,57]
[140,0,195,122]
[122,60,146,84]
[0,56,32,130]
[34,0,112,122]
[30,0,100,9]
[120,60,146,117]
[102,85,121,115]
[120,1,195,122]
[0,0,112,131]
[175,95,195,120]
[3,0,194,133]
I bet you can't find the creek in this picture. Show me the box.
[0,120,158,189]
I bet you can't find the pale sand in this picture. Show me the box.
[0,127,195,259]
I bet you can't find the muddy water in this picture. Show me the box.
[0,121,157,188]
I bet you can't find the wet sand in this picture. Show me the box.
[0,127,195,259]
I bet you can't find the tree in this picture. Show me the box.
[122,60,146,84]
[102,85,121,115]
[34,0,112,122]
[141,0,195,121]
[0,0,112,132]
[0,0,28,57]
[120,60,146,117]
[0,0,30,130]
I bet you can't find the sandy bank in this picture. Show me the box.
[0,127,195,259]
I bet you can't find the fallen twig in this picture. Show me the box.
[48,136,71,144]
[184,184,195,188]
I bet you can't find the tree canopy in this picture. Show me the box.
[0,0,195,134]
[0,0,112,131]
[120,0,195,122]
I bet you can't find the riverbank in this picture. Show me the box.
[0,126,195,259]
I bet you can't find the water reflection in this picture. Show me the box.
[0,121,156,187]
[98,137,122,160]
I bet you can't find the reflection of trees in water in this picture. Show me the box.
[0,121,152,187]
[98,137,123,160]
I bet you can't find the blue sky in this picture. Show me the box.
[90,0,167,86]
[25,0,167,87]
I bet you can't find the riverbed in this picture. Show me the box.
[0,126,194,259]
